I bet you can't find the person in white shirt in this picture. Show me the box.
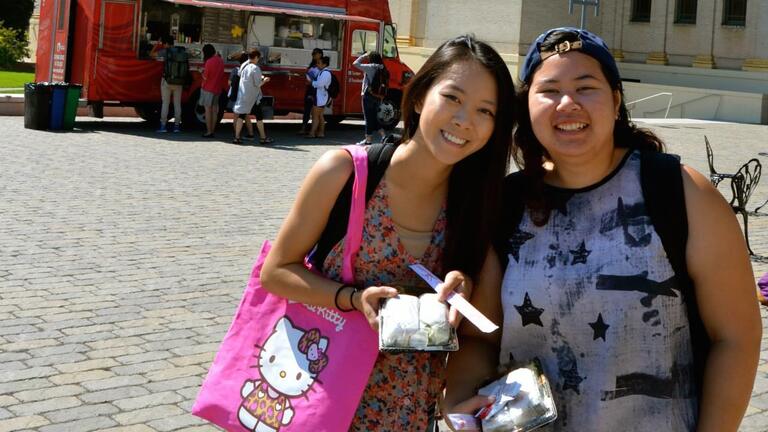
[232,48,272,144]
[308,56,331,138]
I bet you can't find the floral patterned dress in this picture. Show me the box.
[323,179,448,432]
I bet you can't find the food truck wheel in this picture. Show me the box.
[377,98,401,130]
[183,90,226,128]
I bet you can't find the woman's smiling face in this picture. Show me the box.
[527,51,620,165]
[413,59,498,166]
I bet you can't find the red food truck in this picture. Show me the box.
[35,0,414,128]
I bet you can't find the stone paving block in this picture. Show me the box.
[116,351,172,365]
[87,345,145,360]
[0,415,50,431]
[1,338,58,352]
[112,405,186,426]
[8,396,83,416]
[175,386,201,400]
[3,330,64,343]
[139,339,190,352]
[28,343,89,357]
[38,415,117,432]
[0,378,53,395]
[49,370,115,385]
[147,414,204,432]
[141,308,189,318]
[59,323,116,336]
[87,336,145,350]
[141,330,197,342]
[100,426,157,432]
[111,360,174,376]
[100,425,157,432]
[114,325,168,338]
[26,352,89,367]
[0,395,19,407]
[90,312,146,325]
[145,376,202,393]
[13,385,85,403]
[54,358,120,374]
[37,319,95,332]
[174,426,219,432]
[0,352,31,363]
[167,352,214,367]
[81,374,149,391]
[116,318,169,329]
[43,311,95,323]
[44,402,119,423]
[60,331,118,344]
[113,391,183,411]
[78,386,150,404]
[0,361,27,371]
[0,366,58,383]
[145,365,205,382]
[169,343,220,357]
[0,407,12,420]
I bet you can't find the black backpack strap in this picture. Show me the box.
[640,150,708,399]
[494,172,527,270]
[308,139,398,270]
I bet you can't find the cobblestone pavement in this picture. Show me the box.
[1,116,768,431]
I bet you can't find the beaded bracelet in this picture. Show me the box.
[334,284,358,312]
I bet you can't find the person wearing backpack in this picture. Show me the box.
[308,56,333,139]
[299,48,324,135]
[442,27,761,432]
[352,51,386,146]
[261,35,516,431]
[157,34,188,133]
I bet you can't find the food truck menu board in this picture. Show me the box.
[202,8,246,45]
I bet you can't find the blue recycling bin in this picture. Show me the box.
[49,83,69,130]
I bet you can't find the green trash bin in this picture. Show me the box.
[63,84,82,130]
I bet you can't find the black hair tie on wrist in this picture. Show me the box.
[334,284,358,312]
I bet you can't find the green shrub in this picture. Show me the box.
[0,22,28,69]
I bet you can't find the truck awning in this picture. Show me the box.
[160,0,380,23]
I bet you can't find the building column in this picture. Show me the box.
[390,0,417,47]
[611,49,625,62]
[742,58,768,72]
[692,55,716,68]
[646,52,669,65]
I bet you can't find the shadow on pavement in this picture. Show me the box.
[59,117,390,150]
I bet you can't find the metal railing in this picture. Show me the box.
[626,92,673,119]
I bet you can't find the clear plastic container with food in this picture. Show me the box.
[378,293,458,352]
[478,359,557,432]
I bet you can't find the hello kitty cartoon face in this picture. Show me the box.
[258,317,329,397]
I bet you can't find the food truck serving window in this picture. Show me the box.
[247,14,342,69]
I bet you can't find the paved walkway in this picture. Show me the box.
[1,116,768,431]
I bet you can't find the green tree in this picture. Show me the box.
[0,0,35,42]
[0,22,29,68]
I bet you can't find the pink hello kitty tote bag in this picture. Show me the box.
[192,146,379,432]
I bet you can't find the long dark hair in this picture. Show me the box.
[513,29,665,225]
[400,34,515,280]
[369,51,383,64]
[202,44,216,61]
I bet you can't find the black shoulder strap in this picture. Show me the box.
[494,172,527,270]
[309,139,398,270]
[640,150,709,399]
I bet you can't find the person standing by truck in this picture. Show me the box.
[352,51,386,145]
[200,44,226,138]
[300,48,324,135]
[156,34,189,133]
[232,48,273,145]
[308,56,332,139]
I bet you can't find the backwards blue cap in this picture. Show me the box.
[519,27,621,86]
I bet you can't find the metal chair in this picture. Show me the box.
[705,135,737,187]
[730,158,762,255]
